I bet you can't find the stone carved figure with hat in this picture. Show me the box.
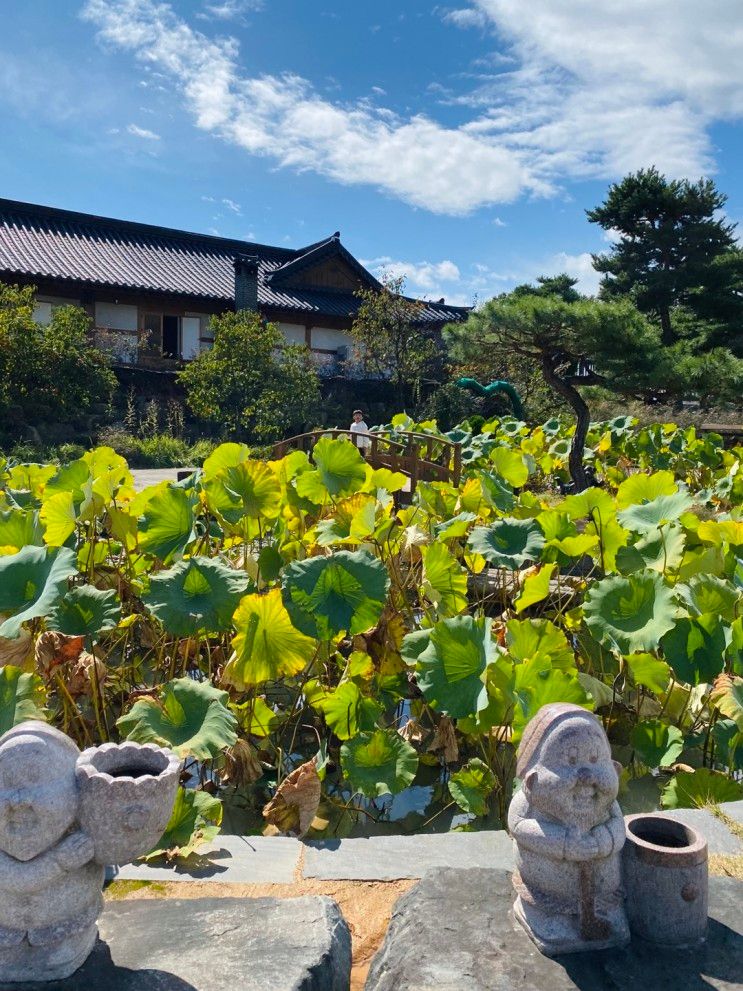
[508,702,630,955]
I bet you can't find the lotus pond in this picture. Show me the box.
[0,413,741,856]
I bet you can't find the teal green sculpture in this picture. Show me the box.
[455,377,525,420]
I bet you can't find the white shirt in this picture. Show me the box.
[350,419,371,450]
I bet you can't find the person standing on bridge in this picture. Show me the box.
[350,409,372,453]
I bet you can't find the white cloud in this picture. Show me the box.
[127,122,160,139]
[364,256,462,292]
[81,0,743,215]
[439,7,490,30]
[200,0,263,20]
[492,217,507,227]
[221,197,241,214]
[81,0,539,215]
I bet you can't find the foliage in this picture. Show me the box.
[350,274,439,405]
[179,309,320,442]
[0,410,740,852]
[588,167,743,352]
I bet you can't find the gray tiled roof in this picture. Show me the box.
[0,199,470,323]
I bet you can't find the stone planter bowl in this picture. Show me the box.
[622,813,708,946]
[76,741,181,866]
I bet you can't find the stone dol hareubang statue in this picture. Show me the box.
[0,721,180,982]
[508,703,630,955]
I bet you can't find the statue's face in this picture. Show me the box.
[524,717,618,830]
[0,737,77,861]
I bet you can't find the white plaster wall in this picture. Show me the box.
[311,327,354,351]
[95,302,138,331]
[278,322,307,346]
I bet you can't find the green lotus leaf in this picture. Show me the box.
[40,491,77,547]
[138,484,196,563]
[0,510,44,555]
[561,487,615,522]
[616,471,677,508]
[615,524,686,575]
[340,728,418,798]
[43,459,91,503]
[314,494,378,547]
[281,550,390,640]
[226,589,316,689]
[295,437,367,502]
[514,564,556,614]
[506,618,574,671]
[415,615,496,718]
[421,542,468,617]
[490,448,529,487]
[202,442,251,480]
[661,613,726,685]
[468,518,545,570]
[207,459,282,524]
[46,584,121,641]
[661,768,743,809]
[677,575,740,621]
[146,787,222,861]
[577,672,614,708]
[512,660,592,742]
[7,463,56,501]
[117,677,237,760]
[584,570,677,654]
[625,652,671,694]
[143,557,251,636]
[0,666,46,733]
[631,719,684,767]
[448,757,496,817]
[727,617,743,677]
[306,680,383,740]
[478,470,515,513]
[433,512,477,541]
[617,491,693,533]
[0,545,77,639]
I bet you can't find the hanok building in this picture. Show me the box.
[0,199,469,390]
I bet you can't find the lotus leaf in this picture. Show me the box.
[117,677,237,760]
[661,613,726,685]
[448,758,496,817]
[143,557,251,636]
[625,652,671,694]
[490,448,529,487]
[138,484,196,562]
[584,570,677,654]
[631,719,684,767]
[226,589,316,688]
[0,510,44,555]
[0,665,46,733]
[678,574,740,621]
[468,518,545,570]
[615,524,686,576]
[710,674,743,732]
[506,618,574,671]
[616,471,677,508]
[146,787,222,860]
[282,550,389,639]
[661,768,743,809]
[209,459,282,523]
[40,491,77,547]
[314,494,378,546]
[617,491,693,533]
[561,487,615,521]
[340,728,418,797]
[414,615,496,718]
[296,437,367,501]
[202,442,251,480]
[306,680,383,740]
[0,545,77,638]
[46,584,121,640]
[421,542,468,617]
[512,661,591,742]
[514,564,556,613]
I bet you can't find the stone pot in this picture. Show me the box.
[622,813,708,946]
[76,741,181,865]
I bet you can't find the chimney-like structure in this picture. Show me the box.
[233,255,259,312]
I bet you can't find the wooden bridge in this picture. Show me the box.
[272,429,462,496]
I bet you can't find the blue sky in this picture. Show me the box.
[1,0,742,306]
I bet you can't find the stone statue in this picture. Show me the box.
[0,721,180,982]
[508,703,629,955]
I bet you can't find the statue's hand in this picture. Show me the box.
[565,828,599,862]
[55,831,95,871]
[591,824,614,858]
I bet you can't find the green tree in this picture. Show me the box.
[445,285,740,491]
[0,284,116,439]
[587,168,741,348]
[179,310,320,442]
[350,275,439,408]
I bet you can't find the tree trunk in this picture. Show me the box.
[540,356,591,491]
[659,305,674,346]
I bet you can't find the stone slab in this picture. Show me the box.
[303,831,514,881]
[0,896,351,991]
[113,834,301,883]
[660,807,742,855]
[365,868,743,991]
